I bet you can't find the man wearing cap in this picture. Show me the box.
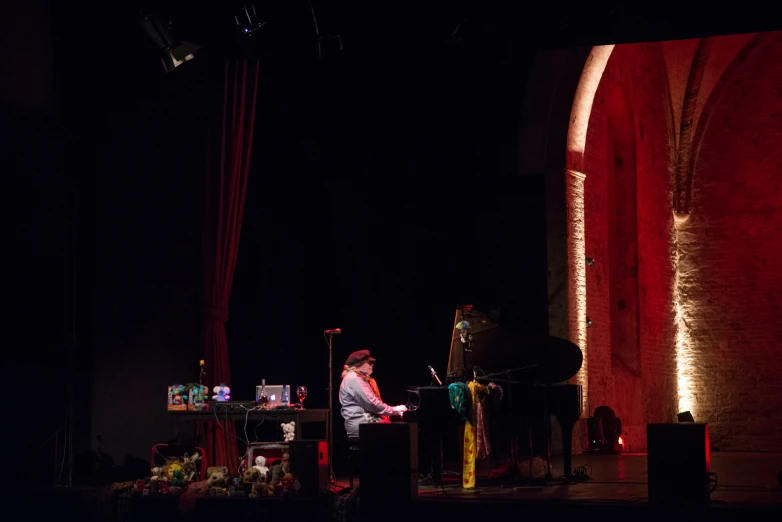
[339,350,407,437]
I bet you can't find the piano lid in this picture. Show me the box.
[446,305,583,385]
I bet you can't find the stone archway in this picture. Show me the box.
[563,46,614,417]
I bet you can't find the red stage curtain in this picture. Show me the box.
[202,58,261,473]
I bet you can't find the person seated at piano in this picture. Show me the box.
[339,350,407,438]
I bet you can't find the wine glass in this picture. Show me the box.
[297,386,308,409]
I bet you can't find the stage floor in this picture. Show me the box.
[339,452,782,506]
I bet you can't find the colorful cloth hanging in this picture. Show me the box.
[448,383,470,420]
[462,381,491,488]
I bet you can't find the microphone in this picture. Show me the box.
[428,365,443,386]
[325,328,342,335]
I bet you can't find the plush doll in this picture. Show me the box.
[150,466,164,482]
[253,456,269,480]
[164,459,184,481]
[171,470,185,487]
[270,453,290,485]
[242,468,262,497]
[181,452,201,481]
[281,421,296,442]
[171,384,186,405]
[280,473,301,498]
[212,384,231,402]
[206,466,230,496]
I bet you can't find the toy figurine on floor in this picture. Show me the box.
[253,456,269,481]
[171,470,185,487]
[242,468,263,497]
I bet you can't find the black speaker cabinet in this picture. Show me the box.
[287,440,328,496]
[647,423,711,507]
[359,423,418,504]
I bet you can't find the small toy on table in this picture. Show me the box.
[212,384,231,402]
[188,385,209,411]
[168,384,188,411]
[281,421,296,442]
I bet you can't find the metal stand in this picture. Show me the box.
[479,366,539,483]
[327,332,335,485]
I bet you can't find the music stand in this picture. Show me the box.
[480,364,555,482]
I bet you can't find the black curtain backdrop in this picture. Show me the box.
[40,0,545,477]
[226,55,547,470]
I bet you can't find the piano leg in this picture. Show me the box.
[559,416,577,477]
[432,438,443,485]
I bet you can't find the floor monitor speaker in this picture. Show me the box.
[647,423,710,507]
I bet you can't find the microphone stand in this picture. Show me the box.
[327,332,335,485]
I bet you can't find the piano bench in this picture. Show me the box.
[348,437,360,488]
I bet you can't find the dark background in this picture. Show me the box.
[6,0,779,482]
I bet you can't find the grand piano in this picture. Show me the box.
[403,305,583,482]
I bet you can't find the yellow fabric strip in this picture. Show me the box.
[462,381,482,488]
[463,419,476,488]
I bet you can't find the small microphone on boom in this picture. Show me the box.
[428,365,443,386]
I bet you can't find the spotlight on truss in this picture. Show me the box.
[140,11,201,73]
[235,4,267,36]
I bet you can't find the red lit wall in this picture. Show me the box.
[576,33,782,451]
[582,44,678,450]
[677,33,782,451]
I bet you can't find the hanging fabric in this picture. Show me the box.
[462,381,491,488]
[448,382,470,420]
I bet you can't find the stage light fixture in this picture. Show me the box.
[677,411,695,422]
[588,406,623,454]
[586,316,593,328]
[585,256,595,267]
[140,11,201,73]
[235,3,267,36]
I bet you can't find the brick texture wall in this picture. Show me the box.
[581,43,678,451]
[678,33,782,451]
[575,35,782,452]
[632,44,679,433]
[583,69,613,425]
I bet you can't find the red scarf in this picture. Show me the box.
[354,370,390,422]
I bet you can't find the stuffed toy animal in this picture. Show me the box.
[242,467,261,485]
[253,456,269,480]
[242,468,262,497]
[205,466,230,495]
[164,459,184,481]
[280,473,301,498]
[150,466,164,482]
[281,421,296,442]
[212,384,231,401]
[270,453,291,485]
[171,384,186,405]
[181,452,201,481]
[171,470,185,487]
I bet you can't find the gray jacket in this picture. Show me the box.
[339,371,393,437]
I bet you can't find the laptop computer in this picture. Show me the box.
[256,385,290,407]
